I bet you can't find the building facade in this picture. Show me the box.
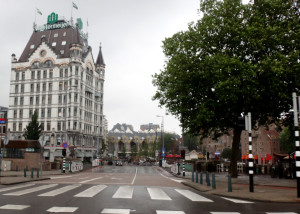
[7,14,105,162]
[0,106,8,142]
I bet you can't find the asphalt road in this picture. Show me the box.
[0,165,298,214]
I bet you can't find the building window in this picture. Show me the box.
[58,108,62,117]
[29,109,33,118]
[63,108,66,117]
[30,97,33,105]
[19,109,23,118]
[47,108,51,118]
[32,62,40,69]
[60,50,64,55]
[60,69,63,77]
[54,33,58,37]
[37,70,41,79]
[36,83,40,92]
[13,110,17,118]
[75,66,79,75]
[43,70,47,78]
[64,69,68,77]
[62,41,66,45]
[20,97,24,105]
[44,60,53,67]
[62,121,66,131]
[31,70,35,79]
[58,95,62,104]
[52,42,56,46]
[14,97,18,105]
[19,123,23,132]
[43,83,46,91]
[22,72,25,80]
[64,82,68,90]
[74,93,78,102]
[49,70,53,78]
[57,122,61,131]
[47,121,51,131]
[15,85,19,93]
[63,32,66,36]
[40,122,44,131]
[49,83,52,91]
[16,72,19,81]
[21,84,24,93]
[30,84,34,93]
[64,95,67,104]
[74,107,77,116]
[42,95,46,105]
[41,108,45,118]
[13,123,16,131]
[59,82,63,90]
[48,94,52,104]
[30,44,35,49]
[73,121,77,130]
[36,96,39,105]
[3,126,6,134]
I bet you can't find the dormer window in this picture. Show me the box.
[52,42,56,47]
[44,60,53,68]
[54,33,58,37]
[30,44,35,49]
[62,41,66,45]
[60,50,65,55]
[63,32,66,36]
[32,61,40,68]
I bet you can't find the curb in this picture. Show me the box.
[1,177,50,186]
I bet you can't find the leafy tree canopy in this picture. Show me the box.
[23,111,43,140]
[153,0,299,176]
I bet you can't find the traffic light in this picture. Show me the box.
[238,116,245,129]
[62,149,66,157]
[181,150,185,159]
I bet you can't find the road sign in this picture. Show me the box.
[62,142,68,148]
[162,148,165,157]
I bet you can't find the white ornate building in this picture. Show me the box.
[7,13,105,162]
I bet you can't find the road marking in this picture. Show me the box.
[131,167,138,184]
[175,189,213,202]
[50,174,81,179]
[158,171,183,183]
[0,204,30,210]
[101,209,131,214]
[157,211,185,214]
[74,185,107,197]
[210,212,240,214]
[38,184,81,196]
[113,186,134,199]
[79,177,103,183]
[221,197,253,204]
[266,213,298,214]
[4,184,58,196]
[147,188,171,200]
[0,183,35,193]
[47,207,78,213]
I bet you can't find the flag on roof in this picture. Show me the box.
[37,8,42,15]
[72,2,78,10]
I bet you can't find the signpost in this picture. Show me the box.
[62,142,68,173]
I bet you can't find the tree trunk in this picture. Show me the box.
[230,127,242,178]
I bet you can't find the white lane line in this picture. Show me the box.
[4,184,58,196]
[157,211,185,214]
[79,177,103,183]
[0,183,35,193]
[50,175,75,179]
[113,186,134,199]
[147,188,171,200]
[0,204,30,210]
[74,185,107,197]
[101,209,131,214]
[158,171,183,183]
[47,207,78,213]
[175,189,213,202]
[131,167,138,184]
[266,213,298,214]
[210,212,240,214]
[221,197,253,204]
[39,184,81,197]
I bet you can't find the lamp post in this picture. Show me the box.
[39,133,46,177]
[156,115,164,166]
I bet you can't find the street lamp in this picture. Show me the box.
[156,115,164,166]
[267,134,273,165]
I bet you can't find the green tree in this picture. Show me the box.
[153,0,299,177]
[23,111,42,140]
[221,148,232,159]
[279,127,295,153]
[183,134,199,151]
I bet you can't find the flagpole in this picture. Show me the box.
[71,1,73,26]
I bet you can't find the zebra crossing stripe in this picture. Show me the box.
[0,183,35,193]
[175,189,213,202]
[113,186,134,199]
[147,188,171,200]
[221,197,253,204]
[0,204,30,210]
[4,184,58,196]
[74,185,107,197]
[266,213,298,214]
[47,206,78,213]
[210,212,240,214]
[156,211,185,214]
[39,184,81,197]
[101,208,131,214]
[79,177,103,183]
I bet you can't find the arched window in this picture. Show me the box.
[32,61,40,69]
[44,60,53,68]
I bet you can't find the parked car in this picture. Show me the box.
[116,161,123,166]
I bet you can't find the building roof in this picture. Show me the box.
[18,22,86,62]
[96,45,105,66]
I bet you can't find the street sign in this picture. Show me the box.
[62,142,68,148]
[162,148,165,157]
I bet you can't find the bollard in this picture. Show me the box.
[69,161,72,173]
[228,174,232,192]
[183,160,185,177]
[24,168,27,177]
[196,171,199,183]
[212,173,216,189]
[207,172,211,186]
[206,171,209,184]
[200,172,203,184]
[31,168,34,179]
[37,168,39,178]
[192,170,194,182]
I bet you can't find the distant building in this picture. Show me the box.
[7,13,106,162]
[140,123,160,131]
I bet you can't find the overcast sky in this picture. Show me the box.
[0,0,202,135]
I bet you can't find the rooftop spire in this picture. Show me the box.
[96,43,105,66]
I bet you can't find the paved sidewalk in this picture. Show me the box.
[163,166,300,203]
